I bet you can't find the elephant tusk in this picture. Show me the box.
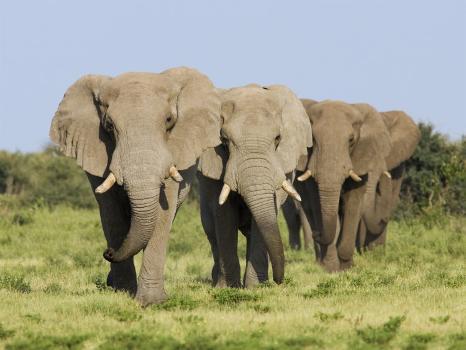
[297,169,312,182]
[95,173,116,194]
[218,184,231,205]
[383,171,392,179]
[349,169,362,182]
[282,180,302,202]
[169,166,183,182]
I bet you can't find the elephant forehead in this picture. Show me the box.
[224,87,280,110]
[110,73,174,96]
[312,102,362,124]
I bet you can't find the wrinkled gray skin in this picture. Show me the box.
[357,111,420,250]
[297,99,391,272]
[198,84,312,287]
[50,67,221,306]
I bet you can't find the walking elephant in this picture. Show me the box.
[357,110,420,250]
[296,99,391,272]
[50,67,222,306]
[197,84,312,288]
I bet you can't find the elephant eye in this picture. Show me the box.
[220,130,229,147]
[349,134,355,146]
[103,117,114,132]
[274,135,281,149]
[165,114,175,131]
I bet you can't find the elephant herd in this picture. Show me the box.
[50,67,420,307]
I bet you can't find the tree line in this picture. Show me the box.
[1,123,464,218]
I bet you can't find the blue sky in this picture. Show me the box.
[1,0,465,152]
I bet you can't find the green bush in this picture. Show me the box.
[398,124,466,219]
[0,147,95,209]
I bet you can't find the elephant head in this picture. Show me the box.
[199,84,312,284]
[299,100,391,246]
[362,110,420,234]
[50,67,221,262]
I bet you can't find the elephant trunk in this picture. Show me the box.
[103,145,171,263]
[104,186,159,262]
[362,173,390,235]
[317,185,341,246]
[238,157,285,284]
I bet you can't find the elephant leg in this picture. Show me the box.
[302,178,326,262]
[199,179,221,285]
[337,184,366,270]
[135,179,179,307]
[282,197,301,250]
[214,198,241,288]
[87,173,137,295]
[320,216,341,272]
[298,202,313,250]
[356,220,367,253]
[244,220,269,288]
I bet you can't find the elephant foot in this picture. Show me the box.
[244,272,268,289]
[135,286,168,307]
[106,271,137,296]
[106,262,137,296]
[318,259,340,273]
[214,275,241,288]
[339,259,353,271]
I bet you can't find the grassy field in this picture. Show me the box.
[0,197,465,350]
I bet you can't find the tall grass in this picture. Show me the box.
[0,198,464,349]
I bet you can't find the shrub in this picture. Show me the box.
[211,288,260,305]
[0,273,32,293]
[5,334,87,350]
[153,294,199,311]
[356,315,406,345]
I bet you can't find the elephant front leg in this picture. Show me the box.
[214,201,241,288]
[87,173,137,295]
[337,184,366,270]
[282,197,302,250]
[135,180,179,307]
[244,220,269,288]
[319,217,341,272]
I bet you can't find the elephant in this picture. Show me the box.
[296,99,392,272]
[49,67,222,306]
[197,84,312,288]
[281,196,313,250]
[357,110,420,250]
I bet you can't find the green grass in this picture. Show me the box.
[0,197,465,349]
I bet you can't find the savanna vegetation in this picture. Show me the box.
[0,123,464,349]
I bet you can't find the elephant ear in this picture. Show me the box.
[163,67,222,171]
[351,103,391,175]
[300,98,319,116]
[197,99,234,180]
[381,111,420,170]
[49,75,114,178]
[268,86,313,173]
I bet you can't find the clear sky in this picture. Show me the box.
[0,0,465,152]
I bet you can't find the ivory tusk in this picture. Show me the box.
[349,169,362,182]
[169,166,183,182]
[282,180,302,202]
[218,184,231,205]
[297,169,312,182]
[95,173,116,194]
[383,171,392,179]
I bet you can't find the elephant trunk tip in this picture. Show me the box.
[103,247,116,262]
